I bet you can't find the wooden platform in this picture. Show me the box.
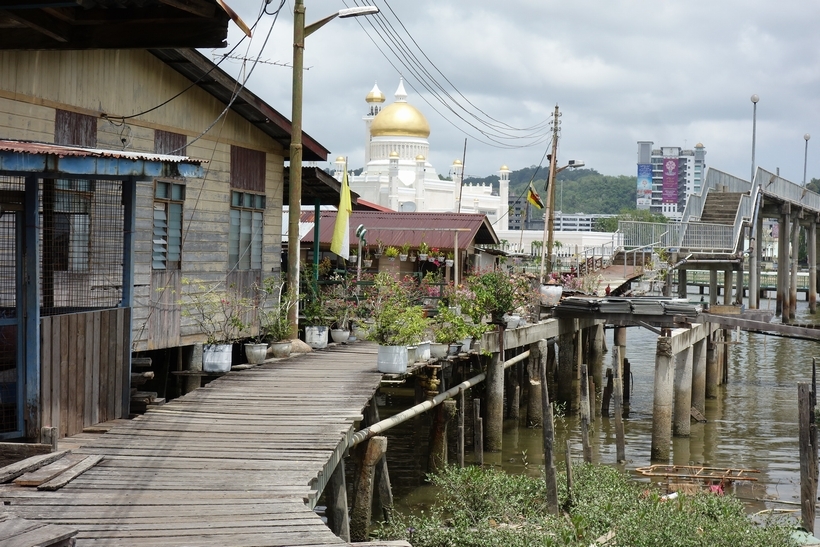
[0,342,386,547]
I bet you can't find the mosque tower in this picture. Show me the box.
[498,165,511,231]
[363,82,385,165]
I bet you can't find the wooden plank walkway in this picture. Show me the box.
[1,342,386,547]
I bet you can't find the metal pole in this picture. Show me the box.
[804,134,811,186]
[750,94,759,184]
[545,105,560,276]
[287,0,305,338]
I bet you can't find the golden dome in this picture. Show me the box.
[453,159,462,165]
[389,150,399,158]
[370,102,430,138]
[695,142,704,148]
[500,165,509,171]
[415,154,425,161]
[335,155,345,162]
[365,82,385,104]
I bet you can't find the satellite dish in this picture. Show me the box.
[399,201,417,212]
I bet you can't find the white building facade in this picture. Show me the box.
[336,80,509,229]
[636,141,706,220]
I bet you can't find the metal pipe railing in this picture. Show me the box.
[350,349,530,447]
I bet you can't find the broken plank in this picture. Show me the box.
[38,454,104,491]
[0,450,70,483]
[0,514,77,547]
[14,453,87,487]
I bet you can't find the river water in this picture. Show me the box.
[384,294,820,527]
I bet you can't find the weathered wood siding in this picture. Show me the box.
[0,49,286,351]
[40,308,130,438]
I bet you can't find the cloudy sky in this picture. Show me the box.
[214,0,819,182]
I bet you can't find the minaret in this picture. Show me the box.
[363,82,385,166]
[333,156,346,182]
[415,155,426,211]
[452,159,463,212]
[394,77,408,103]
[388,150,399,210]
[499,165,510,230]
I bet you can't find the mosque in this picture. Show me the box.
[333,79,510,230]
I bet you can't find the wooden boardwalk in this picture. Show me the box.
[0,342,387,547]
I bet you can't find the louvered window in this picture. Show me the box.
[152,181,184,270]
[229,191,264,271]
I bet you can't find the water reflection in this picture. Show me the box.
[386,296,819,525]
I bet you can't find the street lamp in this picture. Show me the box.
[803,133,811,186]
[750,94,759,183]
[287,2,379,337]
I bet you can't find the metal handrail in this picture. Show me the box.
[350,349,530,447]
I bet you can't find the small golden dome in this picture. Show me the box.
[415,154,425,161]
[389,151,399,158]
[370,102,430,138]
[453,159,462,166]
[695,142,704,148]
[335,156,345,162]
[365,82,385,104]
[500,165,509,171]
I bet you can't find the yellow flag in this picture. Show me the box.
[330,165,351,259]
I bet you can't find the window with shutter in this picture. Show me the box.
[152,181,185,270]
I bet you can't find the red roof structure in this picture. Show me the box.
[302,211,499,250]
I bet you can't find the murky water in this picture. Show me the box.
[383,294,820,526]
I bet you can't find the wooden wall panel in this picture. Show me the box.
[39,308,129,438]
[230,146,265,192]
[147,270,181,350]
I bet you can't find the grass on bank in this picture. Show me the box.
[374,464,798,547]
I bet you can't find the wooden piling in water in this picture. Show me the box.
[539,339,559,514]
[485,328,504,452]
[611,347,626,463]
[558,327,576,411]
[473,399,483,466]
[798,380,817,534]
[326,459,350,542]
[810,221,817,314]
[590,324,604,414]
[458,390,465,468]
[527,340,545,428]
[350,436,387,542]
[777,207,789,317]
[580,364,592,462]
[601,368,613,417]
[565,439,574,507]
[651,336,674,462]
[622,358,631,416]
[429,400,457,474]
[790,216,801,320]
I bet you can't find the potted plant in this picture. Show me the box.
[180,278,250,372]
[367,272,429,373]
[409,252,417,263]
[399,242,410,261]
[348,246,358,264]
[466,268,531,324]
[384,246,400,261]
[430,303,469,356]
[445,251,454,268]
[363,246,373,268]
[374,239,385,258]
[418,241,430,261]
[324,275,353,344]
[429,247,440,262]
[256,277,297,359]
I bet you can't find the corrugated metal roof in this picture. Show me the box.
[0,140,207,164]
[302,211,499,249]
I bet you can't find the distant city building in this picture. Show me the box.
[507,192,613,232]
[337,80,509,228]
[636,141,706,220]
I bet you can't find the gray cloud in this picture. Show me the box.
[217,0,820,182]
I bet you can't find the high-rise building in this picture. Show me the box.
[636,141,706,219]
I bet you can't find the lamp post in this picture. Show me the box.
[750,94,759,183]
[287,2,378,337]
[804,133,811,186]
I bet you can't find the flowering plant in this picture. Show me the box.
[180,278,250,345]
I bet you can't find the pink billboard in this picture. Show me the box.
[662,158,678,204]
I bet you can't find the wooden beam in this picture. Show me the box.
[158,0,216,18]
[0,9,70,42]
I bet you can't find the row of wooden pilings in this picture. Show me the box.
[327,317,728,541]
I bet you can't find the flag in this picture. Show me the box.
[526,182,544,209]
[330,164,352,259]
